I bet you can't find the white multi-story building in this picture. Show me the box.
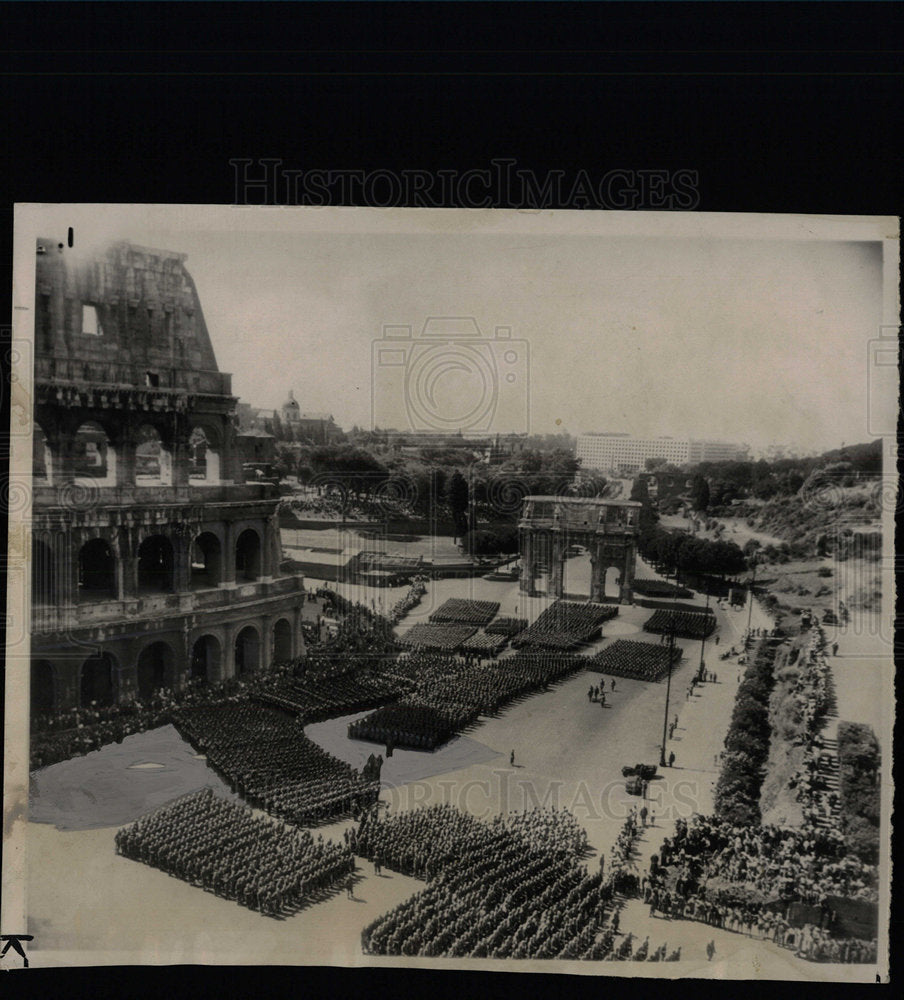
[687,439,751,464]
[576,433,748,473]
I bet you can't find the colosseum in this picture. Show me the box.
[30,238,307,714]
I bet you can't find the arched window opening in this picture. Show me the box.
[33,424,53,484]
[190,634,221,685]
[74,421,116,486]
[234,625,260,676]
[601,565,621,600]
[235,528,261,582]
[189,426,221,484]
[82,304,101,336]
[137,535,174,593]
[136,642,175,700]
[190,532,222,589]
[80,652,117,708]
[78,538,116,600]
[273,618,293,663]
[135,424,173,486]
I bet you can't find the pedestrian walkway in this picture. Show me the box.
[812,735,841,833]
[616,597,757,960]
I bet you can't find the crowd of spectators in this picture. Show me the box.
[29,672,298,771]
[781,626,840,832]
[173,703,380,826]
[513,601,619,650]
[116,788,354,917]
[630,616,881,964]
[387,579,428,625]
[592,640,684,683]
[640,810,878,962]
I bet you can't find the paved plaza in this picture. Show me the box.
[24,565,869,976]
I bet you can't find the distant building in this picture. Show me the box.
[238,393,342,446]
[281,389,302,426]
[687,440,750,465]
[280,390,342,444]
[635,470,693,506]
[235,402,276,472]
[576,433,748,474]
[383,430,527,463]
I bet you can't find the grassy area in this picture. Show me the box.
[659,512,785,550]
[759,637,810,827]
[756,556,881,618]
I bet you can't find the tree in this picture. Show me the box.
[690,475,710,512]
[273,453,292,481]
[463,526,519,556]
[575,473,608,497]
[447,471,470,538]
[308,444,389,501]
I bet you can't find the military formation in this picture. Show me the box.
[116,788,354,917]
[513,600,619,649]
[173,702,380,826]
[592,638,684,682]
[357,803,647,960]
[644,608,717,640]
[348,650,588,750]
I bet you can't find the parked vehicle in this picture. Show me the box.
[621,762,657,780]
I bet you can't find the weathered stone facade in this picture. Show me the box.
[30,240,307,714]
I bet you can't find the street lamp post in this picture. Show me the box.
[746,555,760,641]
[660,622,676,768]
[697,587,711,682]
[660,561,681,768]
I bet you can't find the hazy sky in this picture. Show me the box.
[17,208,892,451]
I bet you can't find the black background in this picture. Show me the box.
[1,2,900,997]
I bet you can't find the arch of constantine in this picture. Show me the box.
[518,496,641,604]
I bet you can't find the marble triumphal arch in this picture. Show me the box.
[518,496,641,604]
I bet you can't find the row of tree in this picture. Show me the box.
[644,440,882,512]
[274,441,601,531]
[714,640,779,826]
[630,475,748,578]
[637,524,748,579]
